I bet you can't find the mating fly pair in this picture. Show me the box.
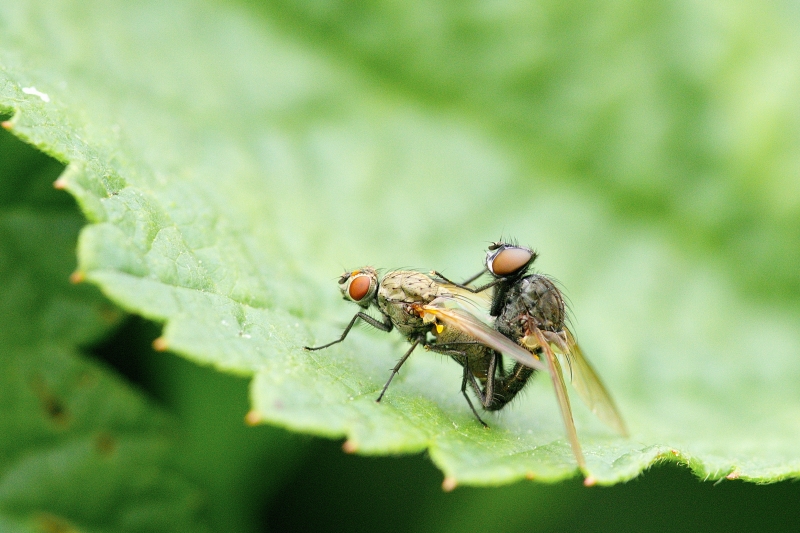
[304,267,545,426]
[305,242,627,471]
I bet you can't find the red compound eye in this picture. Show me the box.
[490,247,533,276]
[348,275,372,301]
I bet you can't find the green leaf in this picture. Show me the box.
[0,198,209,528]
[0,346,208,533]
[2,0,800,488]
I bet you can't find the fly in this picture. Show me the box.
[304,268,545,426]
[434,242,627,472]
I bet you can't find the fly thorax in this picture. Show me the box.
[496,288,528,340]
[516,275,565,332]
[376,271,450,339]
[378,271,445,305]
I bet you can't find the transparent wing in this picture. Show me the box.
[438,282,494,316]
[532,328,586,471]
[560,329,628,436]
[416,305,546,372]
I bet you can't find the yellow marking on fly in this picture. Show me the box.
[519,336,543,360]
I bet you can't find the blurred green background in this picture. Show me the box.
[3,0,800,531]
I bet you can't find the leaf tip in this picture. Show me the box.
[152,337,169,352]
[1,120,11,130]
[245,410,263,426]
[442,477,458,492]
[342,440,358,454]
[69,271,85,284]
[525,471,536,480]
[583,475,597,487]
[726,470,741,480]
[53,177,69,190]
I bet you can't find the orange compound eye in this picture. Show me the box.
[348,275,372,301]
[490,247,533,276]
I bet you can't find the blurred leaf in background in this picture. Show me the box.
[0,128,209,532]
[2,0,800,531]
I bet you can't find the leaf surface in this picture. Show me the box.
[0,195,208,530]
[2,0,800,487]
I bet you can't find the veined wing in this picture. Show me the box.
[531,327,586,471]
[437,282,494,316]
[560,329,628,436]
[414,305,546,372]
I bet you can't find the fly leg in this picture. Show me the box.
[485,362,536,411]
[427,341,500,408]
[430,270,503,294]
[376,338,421,402]
[304,311,392,351]
[496,353,507,377]
[427,341,501,426]
[430,271,510,316]
[432,338,534,412]
[460,362,489,428]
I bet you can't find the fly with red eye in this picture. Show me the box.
[433,242,627,474]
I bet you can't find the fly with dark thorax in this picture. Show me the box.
[434,242,627,474]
